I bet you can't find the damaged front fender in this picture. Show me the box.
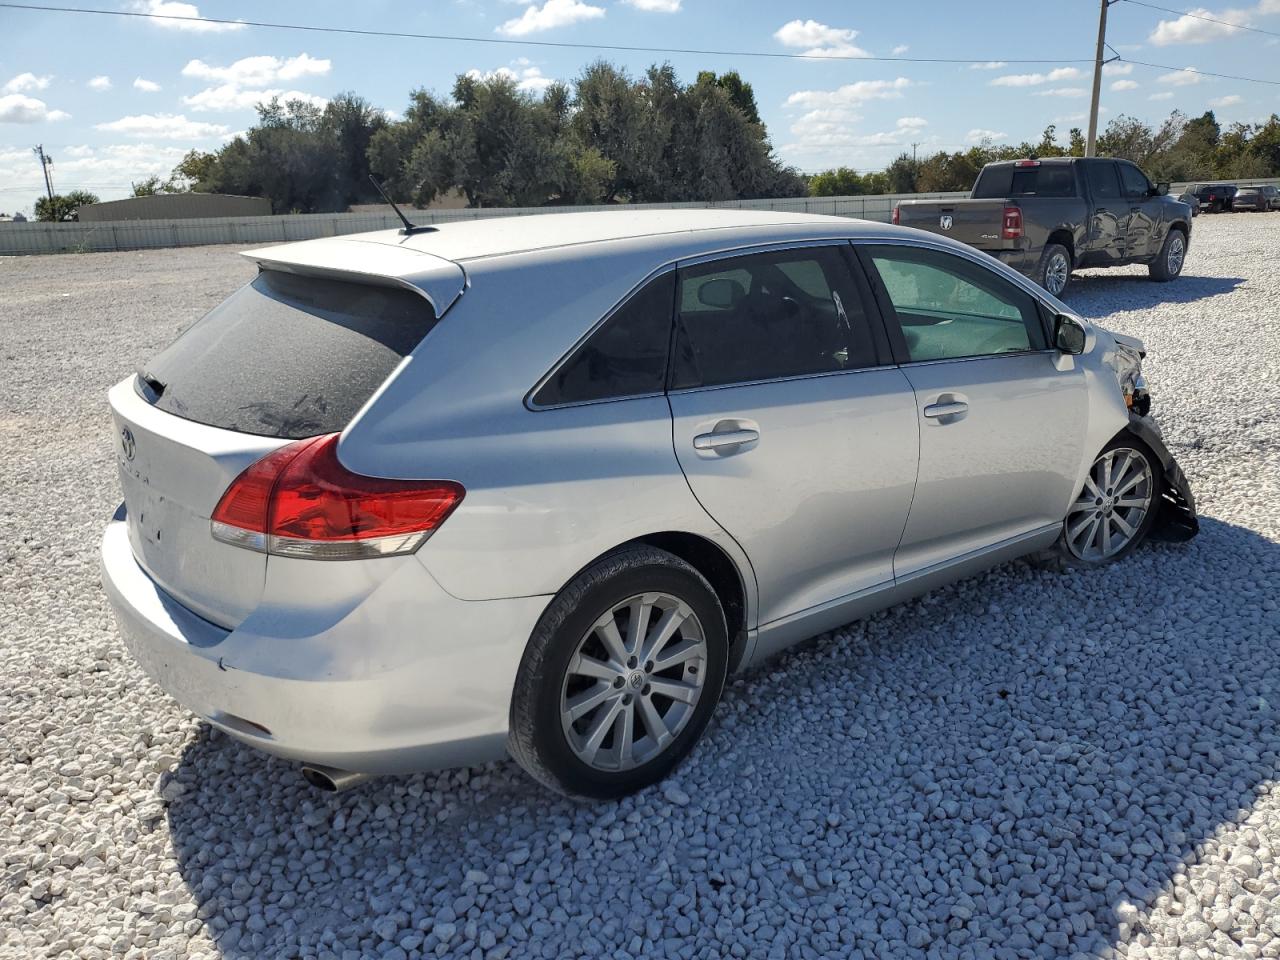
[1122,414,1199,543]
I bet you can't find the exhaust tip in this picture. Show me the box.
[300,764,372,793]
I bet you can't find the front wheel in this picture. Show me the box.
[1036,243,1072,297]
[1149,230,1186,281]
[508,545,728,799]
[1035,438,1162,571]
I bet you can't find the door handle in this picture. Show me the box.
[1130,206,1141,213]
[1095,207,1108,213]
[693,428,759,451]
[923,401,968,419]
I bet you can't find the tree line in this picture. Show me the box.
[810,111,1280,197]
[29,59,1280,219]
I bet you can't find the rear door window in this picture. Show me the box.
[532,271,675,406]
[138,270,437,439]
[1086,161,1122,201]
[671,245,880,389]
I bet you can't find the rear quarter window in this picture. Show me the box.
[138,270,438,439]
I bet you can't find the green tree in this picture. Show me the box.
[34,190,99,221]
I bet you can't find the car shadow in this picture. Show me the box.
[164,515,1279,957]
[1067,273,1245,313]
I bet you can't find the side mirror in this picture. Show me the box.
[697,277,745,309]
[1156,181,1170,196]
[1054,314,1086,355]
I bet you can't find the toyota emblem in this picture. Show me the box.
[121,426,136,461]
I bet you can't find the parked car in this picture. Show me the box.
[1232,185,1280,212]
[1188,183,1237,213]
[1177,190,1202,217]
[101,210,1198,799]
[894,157,1193,297]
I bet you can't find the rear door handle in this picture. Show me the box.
[1130,206,1142,212]
[693,428,759,451]
[923,401,968,419]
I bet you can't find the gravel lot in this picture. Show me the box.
[2,215,1278,960]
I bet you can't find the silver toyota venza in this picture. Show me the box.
[101,210,1198,799]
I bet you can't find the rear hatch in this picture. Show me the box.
[112,251,463,628]
[895,198,1012,250]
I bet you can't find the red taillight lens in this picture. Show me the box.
[1001,205,1023,240]
[211,433,464,560]
[891,205,900,225]
[1014,159,1040,168]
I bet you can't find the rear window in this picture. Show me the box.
[138,270,437,439]
[973,164,1076,199]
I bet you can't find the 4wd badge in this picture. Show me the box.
[939,215,954,231]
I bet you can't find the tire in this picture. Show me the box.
[1148,229,1186,282]
[1033,436,1163,572]
[508,545,728,799]
[1036,243,1072,298]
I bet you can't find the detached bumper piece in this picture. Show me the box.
[1125,414,1199,543]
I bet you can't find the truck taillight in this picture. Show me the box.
[1014,159,1041,167]
[891,205,900,225]
[1001,206,1023,240]
[210,433,464,560]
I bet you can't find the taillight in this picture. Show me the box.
[1001,205,1023,240]
[1014,159,1040,168]
[211,433,464,560]
[891,205,900,225]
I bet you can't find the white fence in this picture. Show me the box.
[3,179,1277,257]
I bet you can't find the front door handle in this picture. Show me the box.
[1130,206,1142,213]
[693,428,759,451]
[923,401,968,419]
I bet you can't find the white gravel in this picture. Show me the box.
[2,216,1278,960]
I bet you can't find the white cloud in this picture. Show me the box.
[1157,67,1204,85]
[464,64,556,95]
[1210,93,1243,105]
[182,53,331,87]
[496,0,605,36]
[88,75,112,91]
[0,142,199,207]
[1033,87,1089,98]
[1149,6,1252,44]
[133,77,162,92]
[891,44,909,55]
[1149,91,1176,100]
[0,94,69,123]
[774,19,869,58]
[785,77,912,108]
[991,67,1083,87]
[967,128,1008,143]
[4,73,52,93]
[134,0,245,32]
[969,61,1007,70]
[896,116,927,131]
[621,0,680,10]
[1111,79,1140,91]
[95,113,230,139]
[183,85,328,112]
[1103,62,1134,76]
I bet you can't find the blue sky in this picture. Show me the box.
[1,0,1276,213]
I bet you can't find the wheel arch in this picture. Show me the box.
[1047,228,1075,264]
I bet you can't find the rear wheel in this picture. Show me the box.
[508,545,728,799]
[1034,438,1162,571]
[1149,229,1186,282]
[1036,243,1072,297]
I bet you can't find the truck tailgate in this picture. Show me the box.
[895,199,1014,252]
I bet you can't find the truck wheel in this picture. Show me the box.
[1036,243,1072,297]
[1149,230,1186,282]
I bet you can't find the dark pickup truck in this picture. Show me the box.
[893,157,1193,297]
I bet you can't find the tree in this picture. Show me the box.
[696,70,761,124]
[34,190,99,222]
[172,149,218,189]
[131,175,181,196]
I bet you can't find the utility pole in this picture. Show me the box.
[911,142,920,163]
[1086,0,1112,157]
[33,145,55,200]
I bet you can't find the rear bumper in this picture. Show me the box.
[101,516,550,774]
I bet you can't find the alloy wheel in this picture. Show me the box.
[1065,447,1154,561]
[1167,234,1186,275]
[1045,252,1070,296]
[559,592,708,772]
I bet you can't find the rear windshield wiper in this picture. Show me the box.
[138,370,166,400]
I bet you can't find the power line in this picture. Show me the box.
[1119,57,1280,85]
[0,2,1096,65]
[1120,0,1280,39]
